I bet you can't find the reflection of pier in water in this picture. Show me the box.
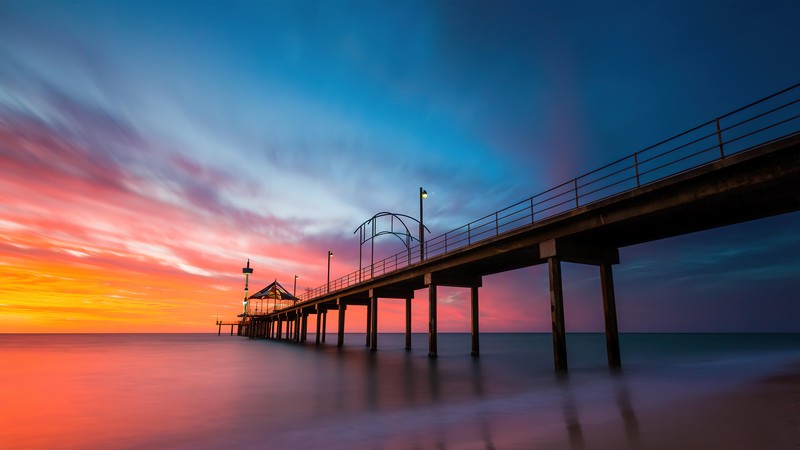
[228,84,800,373]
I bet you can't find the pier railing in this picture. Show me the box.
[291,83,800,306]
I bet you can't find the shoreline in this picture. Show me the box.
[573,360,800,450]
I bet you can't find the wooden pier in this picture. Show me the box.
[227,85,800,372]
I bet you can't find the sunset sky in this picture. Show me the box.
[1,1,798,334]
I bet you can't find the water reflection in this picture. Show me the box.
[0,333,657,449]
[555,370,641,450]
[558,376,586,450]
[614,373,642,447]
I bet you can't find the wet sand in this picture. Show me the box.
[579,362,800,450]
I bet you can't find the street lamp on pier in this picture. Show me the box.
[293,274,298,298]
[419,187,428,261]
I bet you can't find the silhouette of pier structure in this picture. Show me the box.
[229,84,800,372]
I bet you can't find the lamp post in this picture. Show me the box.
[293,274,298,298]
[419,187,428,261]
[327,251,333,293]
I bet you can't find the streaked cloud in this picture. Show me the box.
[0,0,798,332]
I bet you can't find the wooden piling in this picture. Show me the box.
[365,301,372,347]
[321,310,327,343]
[315,307,322,345]
[548,257,568,372]
[471,285,480,356]
[600,263,622,368]
[337,302,347,347]
[301,313,308,342]
[428,284,438,358]
[295,315,301,342]
[405,297,412,350]
[370,295,378,352]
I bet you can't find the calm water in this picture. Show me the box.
[2,333,799,449]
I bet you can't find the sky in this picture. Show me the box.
[1,0,798,334]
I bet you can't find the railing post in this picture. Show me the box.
[495,212,499,236]
[444,234,448,252]
[467,223,471,245]
[634,153,641,188]
[716,117,725,158]
[574,178,579,208]
[530,197,535,224]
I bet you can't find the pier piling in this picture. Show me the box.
[471,286,480,356]
[365,302,372,347]
[337,301,346,347]
[315,306,322,345]
[405,297,412,350]
[428,283,438,358]
[600,263,622,368]
[548,257,568,373]
[370,294,378,352]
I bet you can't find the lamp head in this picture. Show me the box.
[421,189,428,199]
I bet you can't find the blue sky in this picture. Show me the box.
[0,0,798,332]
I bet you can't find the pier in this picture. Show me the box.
[227,84,800,372]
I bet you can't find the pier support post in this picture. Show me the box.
[295,314,301,342]
[337,302,347,347]
[405,297,412,350]
[321,310,327,343]
[365,302,372,347]
[315,307,322,345]
[230,324,234,336]
[218,323,221,336]
[301,312,308,342]
[370,294,378,352]
[549,257,568,373]
[600,263,622,369]
[316,305,322,345]
[277,317,283,340]
[471,285,480,356]
[428,283,438,358]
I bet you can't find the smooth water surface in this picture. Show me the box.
[2,333,799,449]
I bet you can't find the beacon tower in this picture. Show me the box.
[242,259,253,316]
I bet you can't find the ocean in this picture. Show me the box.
[2,332,799,449]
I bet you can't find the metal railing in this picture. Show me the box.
[287,83,800,308]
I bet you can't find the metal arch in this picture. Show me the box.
[353,211,431,244]
[353,211,433,282]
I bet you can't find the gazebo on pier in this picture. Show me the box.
[248,280,299,315]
